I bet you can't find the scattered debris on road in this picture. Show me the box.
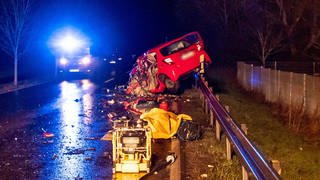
[84,137,99,140]
[43,132,54,138]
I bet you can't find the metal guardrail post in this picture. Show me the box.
[225,106,232,160]
[271,160,281,175]
[215,95,221,142]
[195,74,281,180]
[226,138,232,160]
[216,119,221,142]
[205,99,209,114]
[241,124,249,180]
[209,109,214,127]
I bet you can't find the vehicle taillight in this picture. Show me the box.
[163,58,174,65]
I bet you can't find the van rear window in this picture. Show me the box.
[160,33,199,56]
[160,40,191,56]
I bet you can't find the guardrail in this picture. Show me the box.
[196,74,281,180]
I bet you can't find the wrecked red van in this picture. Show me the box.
[128,32,211,95]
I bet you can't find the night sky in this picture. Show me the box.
[36,0,177,55]
[1,0,181,76]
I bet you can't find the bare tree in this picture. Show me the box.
[302,1,320,59]
[0,0,32,85]
[251,23,285,66]
[243,1,286,66]
[274,0,309,57]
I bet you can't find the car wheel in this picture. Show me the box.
[164,77,180,93]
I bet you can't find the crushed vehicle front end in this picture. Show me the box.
[127,31,211,95]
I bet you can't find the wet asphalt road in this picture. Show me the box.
[0,78,114,179]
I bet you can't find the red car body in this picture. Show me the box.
[134,32,211,93]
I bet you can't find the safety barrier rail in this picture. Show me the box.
[196,74,281,180]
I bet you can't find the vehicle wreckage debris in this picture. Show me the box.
[97,32,211,177]
[64,147,96,155]
[84,137,99,140]
[85,157,92,161]
[41,128,54,138]
[126,31,211,96]
[100,85,203,177]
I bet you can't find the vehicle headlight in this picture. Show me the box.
[60,57,68,65]
[81,56,91,65]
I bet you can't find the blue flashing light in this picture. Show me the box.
[57,35,84,53]
[60,57,68,65]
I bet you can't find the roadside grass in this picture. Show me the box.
[207,66,320,179]
[181,129,241,180]
[180,89,241,179]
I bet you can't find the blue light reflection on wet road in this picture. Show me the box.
[41,79,112,179]
[0,79,112,179]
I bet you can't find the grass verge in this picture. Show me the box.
[207,66,320,179]
[179,89,241,179]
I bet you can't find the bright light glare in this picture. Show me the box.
[81,79,93,90]
[57,35,83,52]
[81,56,91,65]
[60,57,68,65]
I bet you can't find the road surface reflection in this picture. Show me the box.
[55,79,96,178]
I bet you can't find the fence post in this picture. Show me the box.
[243,63,246,90]
[303,74,306,114]
[260,66,263,94]
[289,72,293,127]
[267,68,271,102]
[250,64,254,91]
[277,70,280,99]
[313,62,315,75]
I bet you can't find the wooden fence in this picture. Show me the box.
[237,62,320,118]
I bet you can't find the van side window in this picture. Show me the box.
[184,34,199,44]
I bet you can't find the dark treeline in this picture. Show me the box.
[173,0,320,66]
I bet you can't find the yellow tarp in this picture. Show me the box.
[140,108,192,139]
